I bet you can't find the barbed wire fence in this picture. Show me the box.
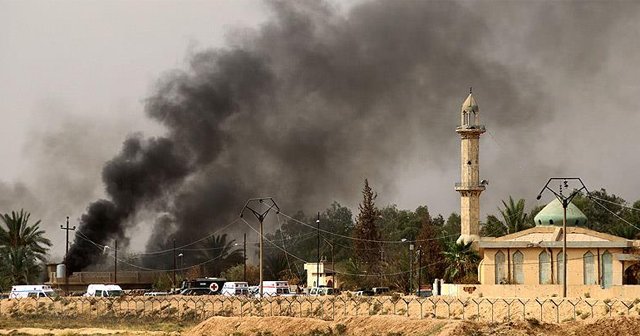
[2,296,640,324]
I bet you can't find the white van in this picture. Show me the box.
[9,285,57,299]
[84,284,123,297]
[221,282,249,296]
[261,281,291,296]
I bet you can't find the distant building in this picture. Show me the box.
[304,261,337,288]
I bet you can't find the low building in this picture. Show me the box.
[304,261,337,288]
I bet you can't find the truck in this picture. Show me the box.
[84,284,124,297]
[179,277,226,295]
[221,282,249,296]
[9,285,57,299]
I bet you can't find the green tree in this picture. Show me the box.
[0,210,51,262]
[415,209,446,284]
[442,242,480,283]
[480,197,533,237]
[221,264,260,284]
[498,197,531,234]
[0,210,51,285]
[443,213,460,242]
[573,189,637,238]
[352,179,381,268]
[197,234,243,277]
[0,246,42,286]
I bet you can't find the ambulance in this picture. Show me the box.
[9,285,57,299]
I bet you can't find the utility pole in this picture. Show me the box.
[114,239,118,284]
[417,249,422,295]
[60,216,75,295]
[409,243,414,295]
[172,239,176,289]
[240,198,280,298]
[537,177,588,298]
[316,212,320,288]
[243,233,247,282]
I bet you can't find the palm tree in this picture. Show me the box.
[498,197,531,234]
[0,246,41,285]
[0,210,51,263]
[197,234,243,277]
[442,242,480,283]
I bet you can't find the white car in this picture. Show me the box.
[84,284,124,297]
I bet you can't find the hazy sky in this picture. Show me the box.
[2,0,640,259]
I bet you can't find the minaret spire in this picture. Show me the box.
[455,90,486,246]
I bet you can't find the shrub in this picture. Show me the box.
[526,317,540,327]
[335,323,347,335]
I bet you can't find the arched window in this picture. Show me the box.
[557,252,564,284]
[539,251,551,284]
[602,251,613,288]
[513,251,524,284]
[584,251,595,285]
[495,251,506,284]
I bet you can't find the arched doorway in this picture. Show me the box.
[624,263,640,285]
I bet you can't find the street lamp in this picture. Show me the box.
[536,177,587,298]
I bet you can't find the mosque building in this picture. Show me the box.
[447,91,640,298]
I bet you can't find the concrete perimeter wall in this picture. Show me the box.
[441,283,640,299]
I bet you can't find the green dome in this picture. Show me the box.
[534,199,587,226]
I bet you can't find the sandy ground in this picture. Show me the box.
[0,327,175,335]
[187,315,640,336]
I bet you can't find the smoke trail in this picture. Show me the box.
[64,0,640,271]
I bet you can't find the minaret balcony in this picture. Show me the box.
[455,182,486,192]
[456,125,486,133]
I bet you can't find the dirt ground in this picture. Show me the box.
[186,315,640,336]
[1,315,639,335]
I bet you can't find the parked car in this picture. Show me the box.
[144,291,169,296]
[354,289,374,296]
[84,284,124,297]
[416,289,433,298]
[372,287,390,295]
[180,288,214,296]
[308,287,336,296]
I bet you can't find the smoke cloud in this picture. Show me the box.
[63,0,640,271]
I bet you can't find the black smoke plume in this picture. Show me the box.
[65,0,638,271]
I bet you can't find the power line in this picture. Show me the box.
[588,195,640,212]
[74,233,227,272]
[588,196,640,232]
[277,212,459,244]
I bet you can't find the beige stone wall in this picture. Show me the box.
[480,247,624,286]
[441,283,640,299]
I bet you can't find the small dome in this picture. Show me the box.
[534,199,588,227]
[461,93,478,114]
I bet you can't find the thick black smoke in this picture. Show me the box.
[65,0,639,271]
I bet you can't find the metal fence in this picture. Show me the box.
[2,296,640,323]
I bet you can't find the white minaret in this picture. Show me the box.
[455,89,486,245]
